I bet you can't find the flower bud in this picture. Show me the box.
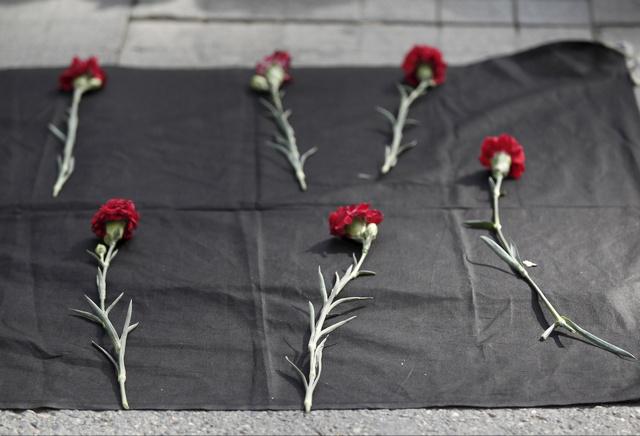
[87,77,103,90]
[73,75,89,90]
[265,64,285,89]
[95,243,107,257]
[104,220,126,245]
[344,218,367,242]
[250,74,269,92]
[491,151,512,179]
[416,64,433,83]
[366,223,378,240]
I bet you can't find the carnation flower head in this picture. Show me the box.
[59,56,106,92]
[329,203,383,243]
[401,45,447,87]
[91,198,139,245]
[251,50,292,91]
[479,134,526,179]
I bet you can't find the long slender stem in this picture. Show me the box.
[98,243,116,311]
[286,237,374,412]
[304,239,371,413]
[482,176,635,358]
[489,174,567,327]
[466,173,635,356]
[52,87,84,197]
[380,80,429,174]
[73,243,137,409]
[267,84,315,191]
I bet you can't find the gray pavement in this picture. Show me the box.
[2,0,640,434]
[2,405,640,435]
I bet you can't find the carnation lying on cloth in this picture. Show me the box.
[48,56,106,197]
[72,198,141,409]
[287,203,383,412]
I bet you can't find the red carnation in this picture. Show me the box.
[256,50,292,83]
[401,45,447,87]
[329,203,383,239]
[91,199,139,242]
[479,134,526,179]
[59,56,106,92]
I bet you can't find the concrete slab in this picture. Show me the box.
[440,25,518,64]
[517,0,590,25]
[517,26,593,49]
[0,0,130,68]
[132,0,438,23]
[593,0,640,24]
[441,0,514,24]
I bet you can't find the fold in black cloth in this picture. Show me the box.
[1,42,639,410]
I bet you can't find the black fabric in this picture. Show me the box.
[1,41,640,410]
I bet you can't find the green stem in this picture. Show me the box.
[303,237,373,413]
[268,83,308,191]
[490,174,567,327]
[90,243,133,409]
[52,86,85,197]
[98,242,116,311]
[381,80,429,174]
[479,174,635,357]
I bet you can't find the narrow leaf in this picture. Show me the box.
[84,294,103,316]
[48,123,66,141]
[285,356,308,389]
[398,140,418,155]
[266,141,290,157]
[358,270,376,277]
[127,322,139,333]
[405,118,420,126]
[92,341,118,370]
[488,176,496,192]
[70,309,101,324]
[313,337,328,388]
[375,106,396,125]
[318,266,328,303]
[344,264,354,278]
[121,300,133,339]
[308,301,316,338]
[395,83,408,99]
[401,84,414,95]
[563,318,637,360]
[85,250,101,263]
[300,147,318,166]
[319,315,357,338]
[463,220,495,230]
[259,97,278,114]
[106,292,124,314]
[509,241,520,261]
[523,260,537,268]
[329,296,373,312]
[480,236,521,271]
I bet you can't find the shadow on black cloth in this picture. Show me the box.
[0,41,639,410]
